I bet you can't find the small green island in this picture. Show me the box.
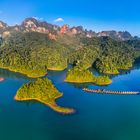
[65,66,112,85]
[15,78,75,114]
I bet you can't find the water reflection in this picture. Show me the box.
[1,62,140,86]
[109,63,140,79]
[0,68,33,81]
[66,63,140,90]
[90,62,140,80]
[68,82,92,89]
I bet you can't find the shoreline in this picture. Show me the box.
[64,79,112,86]
[102,67,132,75]
[47,67,67,71]
[14,96,75,114]
[103,71,119,75]
[64,79,93,83]
[0,66,47,78]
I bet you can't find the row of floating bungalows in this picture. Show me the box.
[82,88,139,95]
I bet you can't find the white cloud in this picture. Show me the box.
[54,18,64,22]
[33,17,44,21]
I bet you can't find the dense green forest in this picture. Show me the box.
[69,46,100,69]
[0,32,140,79]
[0,32,69,77]
[65,66,112,85]
[81,37,137,74]
[15,78,74,114]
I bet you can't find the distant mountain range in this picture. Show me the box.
[0,17,140,79]
[0,17,139,41]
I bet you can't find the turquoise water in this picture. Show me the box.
[0,66,140,140]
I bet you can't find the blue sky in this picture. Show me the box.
[0,0,140,36]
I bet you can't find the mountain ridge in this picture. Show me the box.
[0,17,138,41]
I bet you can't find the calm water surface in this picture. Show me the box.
[0,66,140,140]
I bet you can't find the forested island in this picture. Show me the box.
[65,66,112,85]
[15,78,75,114]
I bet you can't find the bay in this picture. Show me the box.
[0,65,140,140]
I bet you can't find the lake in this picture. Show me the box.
[0,65,140,140]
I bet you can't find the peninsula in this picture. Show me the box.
[15,78,75,114]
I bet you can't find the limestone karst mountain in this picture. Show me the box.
[0,17,137,41]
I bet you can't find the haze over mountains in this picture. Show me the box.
[0,17,139,41]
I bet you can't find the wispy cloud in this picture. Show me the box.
[54,18,64,22]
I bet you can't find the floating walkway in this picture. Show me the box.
[83,88,139,95]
